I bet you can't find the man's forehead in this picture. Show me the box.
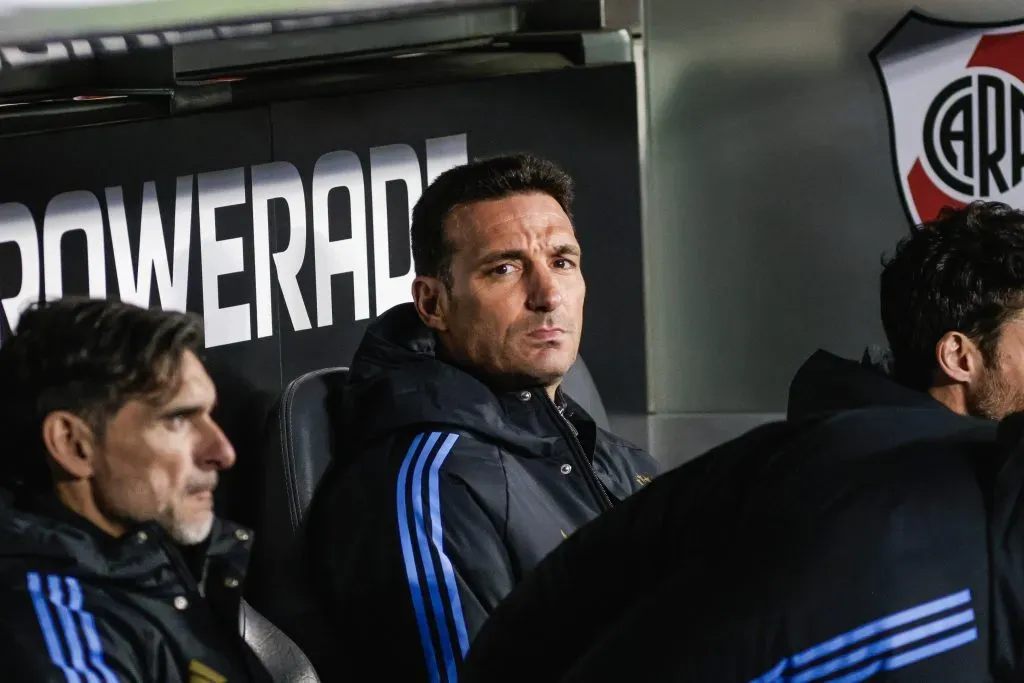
[145,351,216,408]
[449,193,570,230]
[447,194,574,250]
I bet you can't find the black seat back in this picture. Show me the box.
[260,367,348,543]
[245,368,350,668]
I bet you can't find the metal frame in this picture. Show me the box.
[0,0,534,44]
[172,5,521,75]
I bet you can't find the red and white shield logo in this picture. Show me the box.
[872,12,1024,225]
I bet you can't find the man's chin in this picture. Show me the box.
[165,514,215,546]
[522,345,575,369]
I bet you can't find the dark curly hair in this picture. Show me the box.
[880,201,1024,390]
[411,153,575,290]
[0,298,204,490]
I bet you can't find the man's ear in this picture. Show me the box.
[41,411,97,480]
[412,276,449,332]
[935,331,983,384]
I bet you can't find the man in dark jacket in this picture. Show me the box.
[306,153,660,681]
[459,201,1024,682]
[0,298,278,682]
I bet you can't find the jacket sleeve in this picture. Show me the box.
[630,447,664,491]
[0,572,137,682]
[594,432,665,501]
[394,430,516,679]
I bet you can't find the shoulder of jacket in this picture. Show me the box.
[596,426,647,455]
[390,428,507,474]
[0,569,34,597]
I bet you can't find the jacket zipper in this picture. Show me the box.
[157,537,266,681]
[540,391,614,511]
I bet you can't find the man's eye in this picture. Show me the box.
[491,264,515,276]
[165,415,188,430]
[554,258,576,269]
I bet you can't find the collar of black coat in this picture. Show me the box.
[0,487,253,586]
[344,302,593,450]
[787,348,946,420]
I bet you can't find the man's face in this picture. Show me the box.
[966,318,1024,420]
[431,192,585,389]
[91,350,235,545]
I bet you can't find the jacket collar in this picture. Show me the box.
[788,349,945,420]
[0,488,253,587]
[345,303,590,453]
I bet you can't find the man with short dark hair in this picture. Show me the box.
[876,200,1024,418]
[306,153,659,681]
[0,298,279,682]
[459,201,1024,682]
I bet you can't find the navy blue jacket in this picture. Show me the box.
[306,303,660,681]
[0,490,273,682]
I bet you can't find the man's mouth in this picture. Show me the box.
[186,480,217,497]
[528,327,566,341]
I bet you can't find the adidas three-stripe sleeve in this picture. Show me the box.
[0,572,132,682]
[395,431,516,682]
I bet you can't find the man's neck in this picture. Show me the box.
[54,481,126,538]
[928,383,968,416]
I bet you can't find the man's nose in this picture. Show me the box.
[526,266,564,312]
[198,417,237,471]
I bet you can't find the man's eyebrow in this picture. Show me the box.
[155,404,204,419]
[554,244,581,257]
[478,249,528,266]
[153,396,217,418]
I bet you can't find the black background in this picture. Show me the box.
[0,63,647,413]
